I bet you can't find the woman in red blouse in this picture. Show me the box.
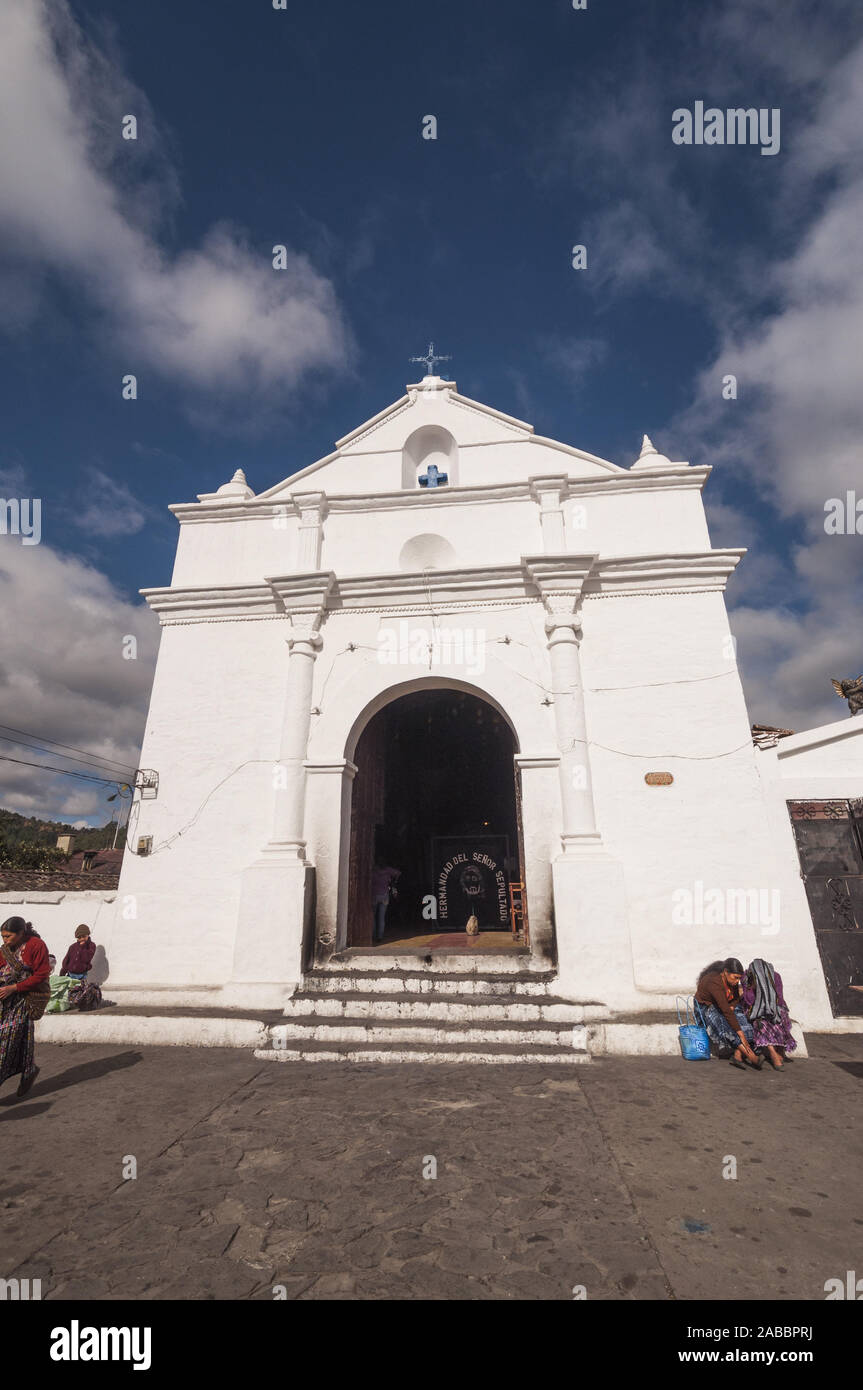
[0,916,51,1097]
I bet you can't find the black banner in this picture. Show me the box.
[433,836,510,928]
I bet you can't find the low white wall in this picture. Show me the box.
[752,718,863,1029]
[0,892,116,984]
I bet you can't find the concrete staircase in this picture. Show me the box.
[253,966,609,1064]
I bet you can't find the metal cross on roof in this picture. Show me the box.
[410,341,451,377]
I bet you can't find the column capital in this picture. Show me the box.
[522,554,597,635]
[286,624,323,652]
[528,474,570,505]
[522,554,598,597]
[267,571,336,645]
[542,596,583,641]
[292,490,329,523]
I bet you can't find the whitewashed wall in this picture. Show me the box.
[0,892,116,982]
[106,379,853,1028]
[753,719,863,1030]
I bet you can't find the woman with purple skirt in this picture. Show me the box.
[742,958,797,1070]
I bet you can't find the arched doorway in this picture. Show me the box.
[346,688,525,950]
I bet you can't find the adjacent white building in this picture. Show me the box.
[87,372,863,1044]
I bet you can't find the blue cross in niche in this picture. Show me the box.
[419,463,448,488]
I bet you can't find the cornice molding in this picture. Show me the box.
[143,551,743,624]
[142,584,275,619]
[589,551,744,594]
[523,554,598,595]
[158,614,289,627]
[168,466,713,526]
[266,571,337,615]
[445,391,529,435]
[335,397,414,452]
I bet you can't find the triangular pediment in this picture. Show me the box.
[258,378,622,500]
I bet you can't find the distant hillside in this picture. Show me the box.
[0,807,126,854]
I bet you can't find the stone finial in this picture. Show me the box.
[214,467,255,499]
[632,432,672,471]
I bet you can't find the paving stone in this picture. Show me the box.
[436,1242,508,1277]
[7,1042,863,1301]
[226,1223,273,1262]
[305,1272,357,1297]
[386,1230,439,1259]
[47,1277,112,1300]
[265,1275,317,1299]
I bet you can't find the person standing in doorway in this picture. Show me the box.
[0,916,51,1098]
[371,858,401,944]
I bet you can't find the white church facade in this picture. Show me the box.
[92,370,863,1051]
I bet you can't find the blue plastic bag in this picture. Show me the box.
[676,996,711,1060]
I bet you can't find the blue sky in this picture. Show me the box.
[1,0,862,823]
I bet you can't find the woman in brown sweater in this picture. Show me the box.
[695,957,763,1070]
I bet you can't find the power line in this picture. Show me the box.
[0,724,138,775]
[0,733,137,781]
[0,754,123,787]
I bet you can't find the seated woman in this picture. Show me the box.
[61,924,96,982]
[742,958,797,1070]
[695,957,763,1070]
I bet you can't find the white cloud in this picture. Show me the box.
[539,74,711,308]
[706,0,861,88]
[0,460,29,496]
[0,1,350,418]
[0,540,157,821]
[72,468,150,538]
[729,592,861,731]
[539,335,607,386]
[657,23,863,733]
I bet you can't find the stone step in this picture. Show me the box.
[283,992,604,1023]
[303,970,563,998]
[36,1014,270,1048]
[270,1018,586,1047]
[254,1040,591,1065]
[322,953,541,976]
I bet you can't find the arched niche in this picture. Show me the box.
[398,533,459,571]
[401,425,458,489]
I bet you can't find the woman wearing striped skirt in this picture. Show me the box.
[0,917,51,1098]
[695,956,763,1071]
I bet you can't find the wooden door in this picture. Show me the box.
[347,716,386,947]
[513,760,529,942]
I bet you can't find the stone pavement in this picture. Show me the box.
[2,1035,861,1300]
